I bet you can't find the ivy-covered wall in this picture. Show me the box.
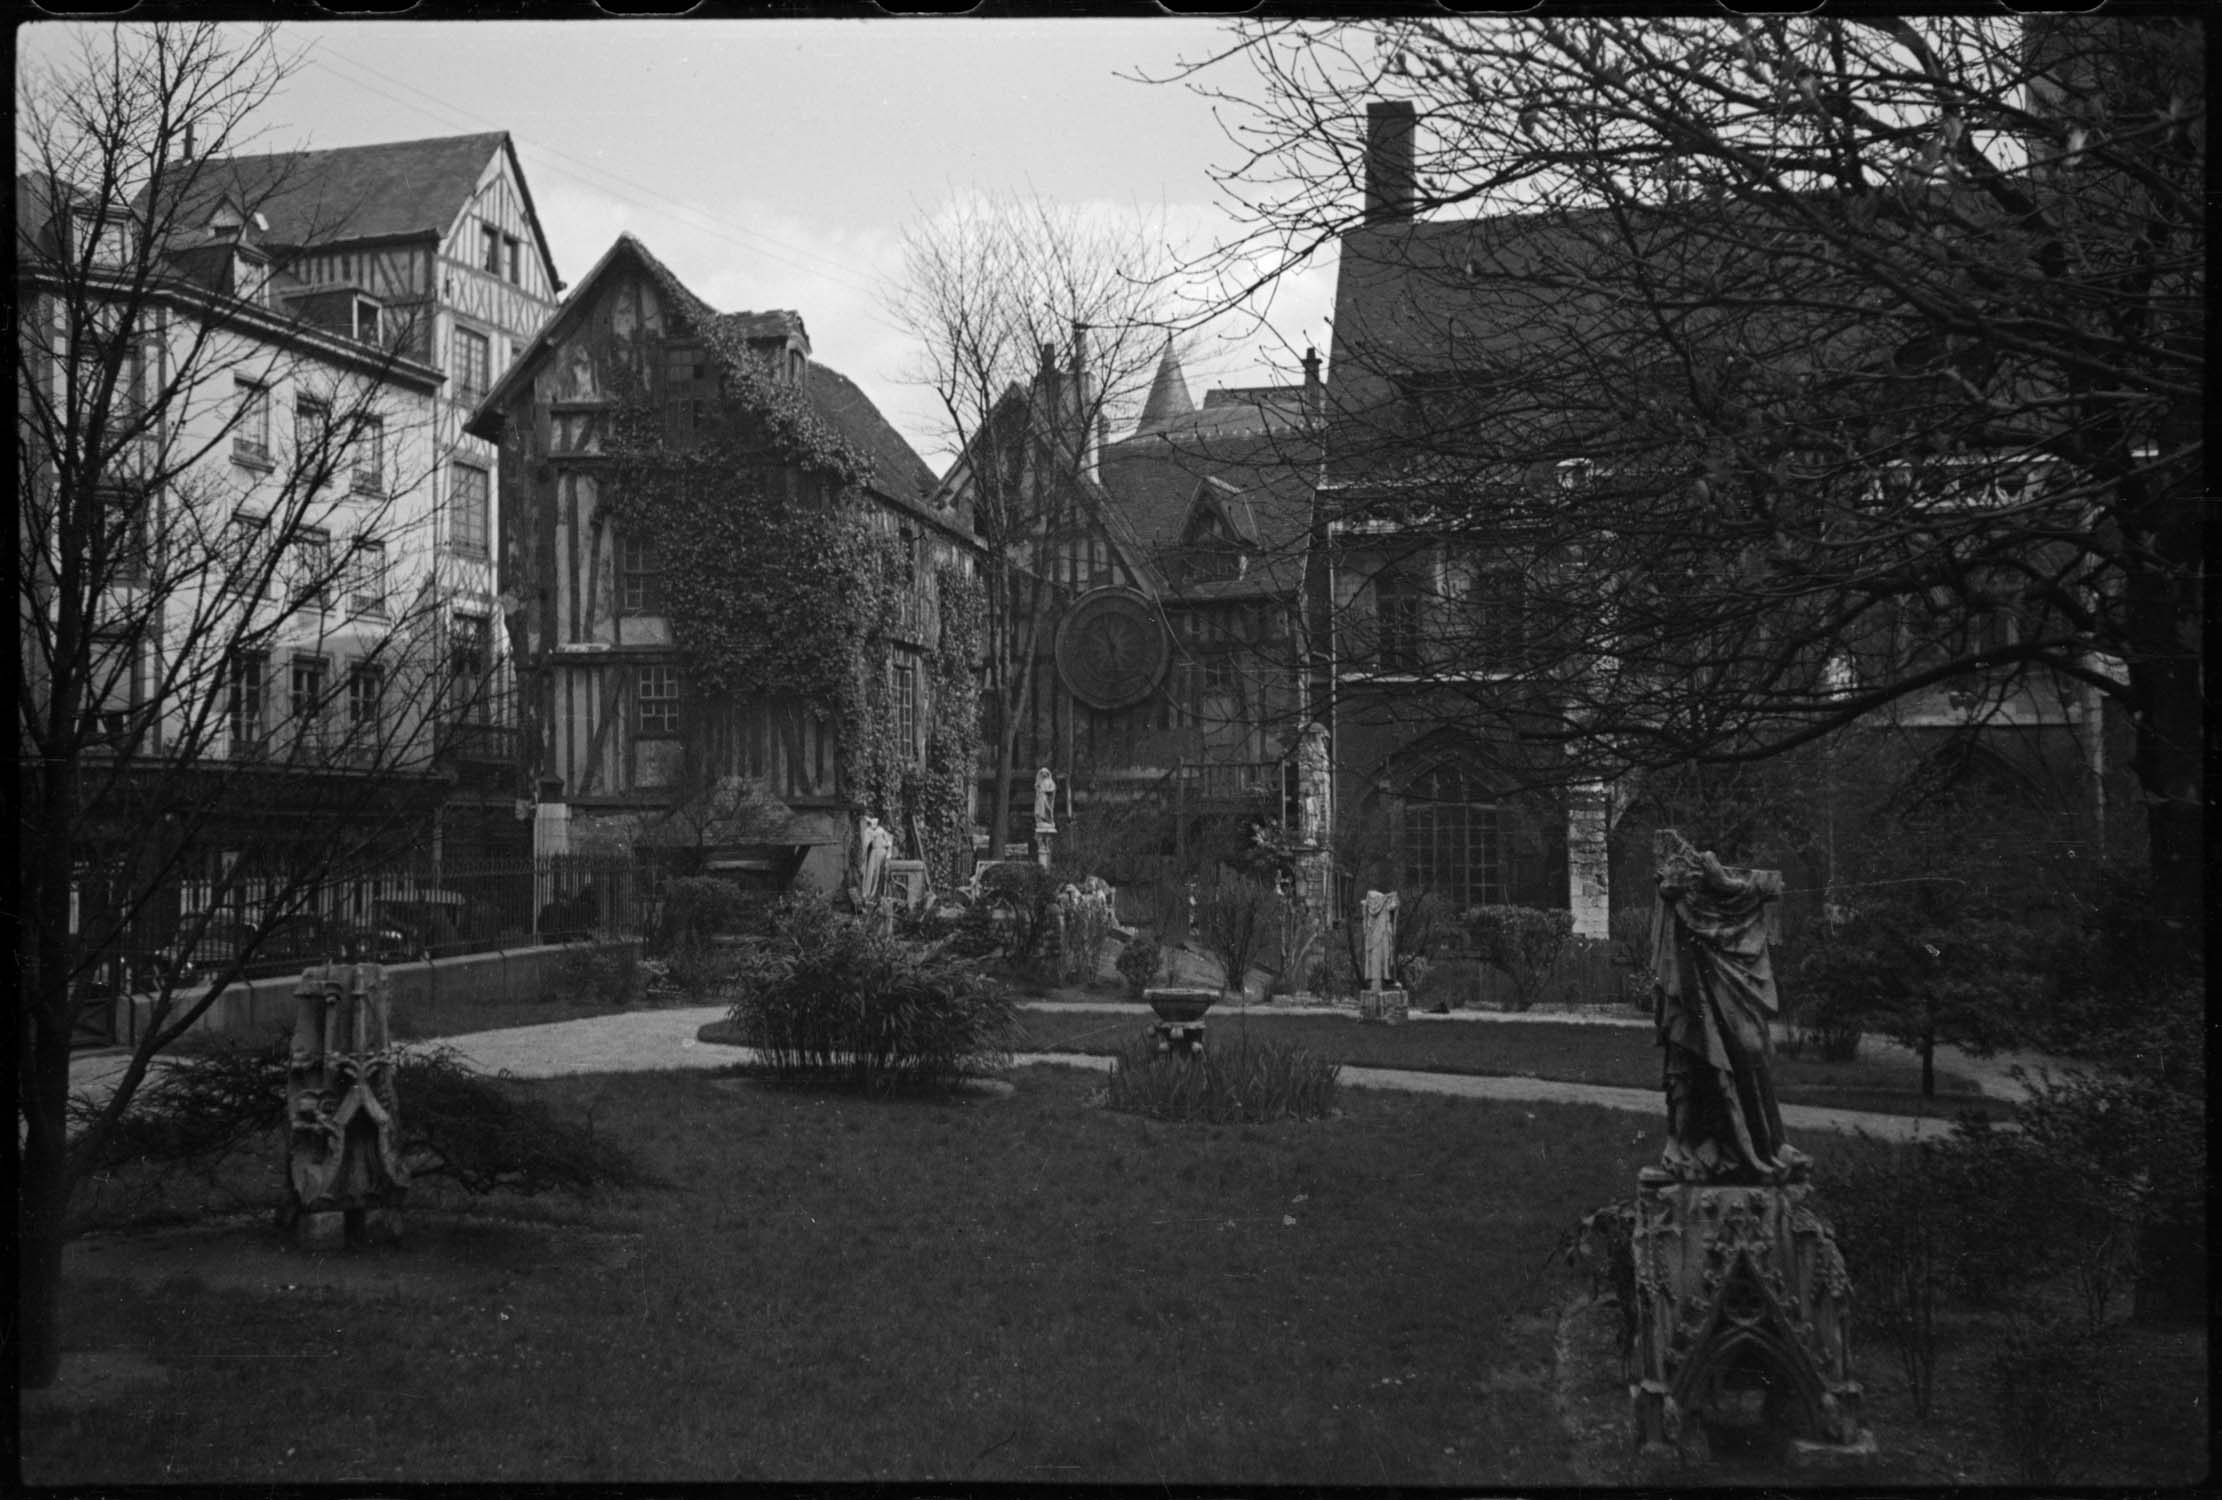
[482,246,984,887]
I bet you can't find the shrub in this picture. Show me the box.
[1104,1035,1338,1124]
[976,861,1060,969]
[71,1038,651,1200]
[554,940,642,1005]
[1115,935,1163,997]
[1818,1139,1953,1419]
[1195,871,1281,995]
[725,894,1016,1093]
[1991,1316,2106,1484]
[654,876,755,954]
[662,943,743,1002]
[1468,905,1575,1012]
[1553,1199,1639,1363]
[1057,887,1115,985]
[1414,956,1478,1013]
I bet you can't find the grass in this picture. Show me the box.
[28,1066,1650,1485]
[1013,1009,2009,1121]
[29,1068,2201,1485]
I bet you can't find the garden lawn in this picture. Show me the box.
[26,1065,1649,1486]
[1015,1010,2007,1121]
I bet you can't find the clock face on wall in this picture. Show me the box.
[1056,587,1170,710]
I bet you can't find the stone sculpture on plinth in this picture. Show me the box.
[855,813,895,935]
[1358,889,1407,1023]
[283,961,408,1248]
[1032,766,1057,868]
[1630,832,1867,1463]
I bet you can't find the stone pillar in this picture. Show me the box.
[284,962,409,1248]
[1567,780,1611,939]
[1629,1169,1869,1462]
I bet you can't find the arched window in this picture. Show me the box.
[1400,766,1505,908]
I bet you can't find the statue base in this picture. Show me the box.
[1357,988,1408,1025]
[1630,1168,1866,1461]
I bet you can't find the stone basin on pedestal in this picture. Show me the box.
[1142,986,1217,1055]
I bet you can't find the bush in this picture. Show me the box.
[554,940,642,1005]
[1414,957,1478,1013]
[1104,1035,1338,1124]
[1468,905,1575,1012]
[1115,935,1162,997]
[1195,871,1281,995]
[662,943,743,1002]
[976,861,1060,969]
[725,895,1017,1093]
[1818,1139,1954,1418]
[1991,1316,2106,1484]
[1057,887,1115,986]
[654,876,756,954]
[71,1038,651,1200]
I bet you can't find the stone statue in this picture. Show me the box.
[1361,889,1399,992]
[284,961,408,1247]
[1294,722,1330,847]
[1033,766,1057,833]
[855,814,894,907]
[1649,833,1807,1183]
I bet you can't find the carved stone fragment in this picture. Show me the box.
[282,961,408,1246]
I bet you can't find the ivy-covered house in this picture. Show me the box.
[466,234,982,894]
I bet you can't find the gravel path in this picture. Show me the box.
[67,1000,2032,1146]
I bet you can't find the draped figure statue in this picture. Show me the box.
[1649,835,1807,1183]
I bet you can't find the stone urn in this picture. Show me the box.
[1143,985,1217,1056]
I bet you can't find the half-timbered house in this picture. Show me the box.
[467,234,980,894]
[173,133,564,857]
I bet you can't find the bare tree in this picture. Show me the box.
[884,191,1180,854]
[14,23,470,1388]
[1170,16,2203,958]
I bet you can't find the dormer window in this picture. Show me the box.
[75,213,131,268]
[352,295,383,346]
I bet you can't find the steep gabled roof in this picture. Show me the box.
[470,232,944,519]
[154,133,559,284]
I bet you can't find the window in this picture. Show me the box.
[289,654,328,746]
[352,296,383,346]
[505,236,522,285]
[347,661,383,730]
[295,395,330,465]
[228,511,275,599]
[83,630,143,742]
[97,485,149,583]
[893,659,920,762]
[1467,564,1530,663]
[1203,653,1236,694]
[449,463,490,557]
[618,528,660,613]
[233,379,270,464]
[454,327,491,407]
[351,414,384,495]
[225,651,267,756]
[636,664,681,737]
[290,525,333,609]
[441,613,493,745]
[1374,569,1424,672]
[344,535,387,616]
[1400,767,1505,909]
[661,342,712,444]
[481,223,501,274]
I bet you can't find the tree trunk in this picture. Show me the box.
[18,995,76,1390]
[1919,1033,1935,1100]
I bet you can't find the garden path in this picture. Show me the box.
[67,1002,2021,1147]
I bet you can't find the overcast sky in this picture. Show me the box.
[17,17,1346,468]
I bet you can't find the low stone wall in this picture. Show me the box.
[106,941,643,1047]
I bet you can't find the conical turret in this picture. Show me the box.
[1137,340,1194,433]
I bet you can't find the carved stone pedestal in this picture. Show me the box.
[1357,988,1408,1025]
[1630,1168,1866,1461]
[285,962,409,1248]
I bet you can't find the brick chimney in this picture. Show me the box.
[1364,100,1416,225]
[1301,345,1323,420]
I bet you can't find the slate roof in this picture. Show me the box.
[1135,343,1194,431]
[471,233,944,519]
[165,132,503,242]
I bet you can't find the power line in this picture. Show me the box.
[298,47,908,325]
